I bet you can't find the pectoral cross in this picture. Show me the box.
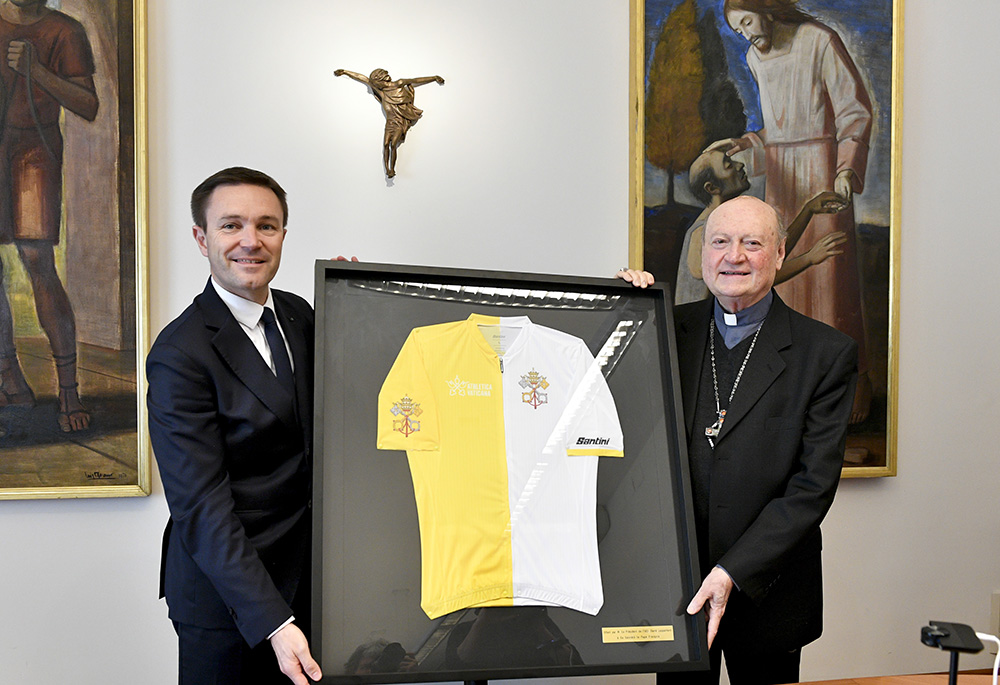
[705,409,726,448]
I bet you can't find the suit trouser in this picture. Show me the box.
[656,640,800,685]
[175,621,287,685]
[173,561,312,685]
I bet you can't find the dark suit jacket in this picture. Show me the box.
[674,293,857,651]
[147,280,314,648]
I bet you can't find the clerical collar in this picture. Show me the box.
[714,291,773,349]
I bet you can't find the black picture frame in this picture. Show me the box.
[312,260,707,682]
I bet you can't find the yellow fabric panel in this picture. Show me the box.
[378,318,515,618]
[566,449,625,457]
[377,329,440,452]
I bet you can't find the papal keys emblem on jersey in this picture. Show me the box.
[390,395,422,436]
[519,368,549,409]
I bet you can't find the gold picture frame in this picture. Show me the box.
[630,0,901,477]
[0,0,149,499]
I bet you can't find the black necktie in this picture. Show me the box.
[260,307,295,397]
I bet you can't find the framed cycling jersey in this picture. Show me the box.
[313,261,706,683]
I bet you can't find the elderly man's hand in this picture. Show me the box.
[615,269,655,288]
[686,566,735,649]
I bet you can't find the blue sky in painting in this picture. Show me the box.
[644,0,894,224]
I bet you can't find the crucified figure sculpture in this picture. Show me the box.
[335,68,444,178]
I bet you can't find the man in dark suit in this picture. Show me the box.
[620,195,857,684]
[147,167,322,685]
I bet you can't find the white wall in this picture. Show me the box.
[0,1,998,683]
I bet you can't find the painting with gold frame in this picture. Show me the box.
[0,0,148,499]
[629,0,901,477]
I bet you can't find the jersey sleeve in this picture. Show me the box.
[377,329,440,452]
[563,343,624,458]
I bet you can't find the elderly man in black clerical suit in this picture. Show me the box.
[620,195,857,685]
[147,167,322,685]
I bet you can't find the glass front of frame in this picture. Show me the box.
[313,261,707,683]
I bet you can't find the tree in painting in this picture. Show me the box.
[645,0,704,207]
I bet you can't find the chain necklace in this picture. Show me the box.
[705,317,763,448]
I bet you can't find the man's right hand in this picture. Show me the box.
[686,566,734,649]
[7,40,34,76]
[270,623,323,685]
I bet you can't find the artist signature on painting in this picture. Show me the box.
[84,471,120,481]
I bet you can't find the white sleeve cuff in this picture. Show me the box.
[267,616,295,641]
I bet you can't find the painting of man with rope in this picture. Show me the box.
[0,0,97,433]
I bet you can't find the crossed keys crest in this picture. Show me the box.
[519,369,549,409]
[390,395,422,436]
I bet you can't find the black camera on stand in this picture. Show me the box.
[921,621,984,685]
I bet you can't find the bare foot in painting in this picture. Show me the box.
[58,385,90,432]
[850,371,872,425]
[0,359,35,407]
[843,446,869,465]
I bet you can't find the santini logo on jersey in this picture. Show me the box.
[576,437,611,446]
